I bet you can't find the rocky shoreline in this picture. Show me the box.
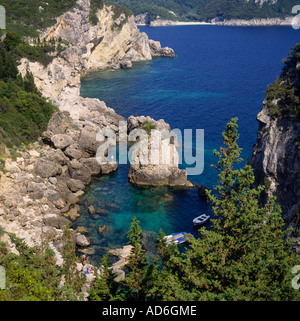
[0,0,180,273]
[136,16,293,27]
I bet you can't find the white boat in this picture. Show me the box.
[164,232,190,245]
[193,214,210,226]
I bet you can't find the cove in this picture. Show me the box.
[74,25,300,264]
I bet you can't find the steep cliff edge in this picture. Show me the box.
[18,0,175,121]
[248,44,300,232]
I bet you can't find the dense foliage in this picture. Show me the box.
[112,0,296,22]
[0,0,133,35]
[265,43,300,118]
[0,32,57,157]
[0,0,77,37]
[0,226,85,301]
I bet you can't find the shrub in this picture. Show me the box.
[142,120,156,136]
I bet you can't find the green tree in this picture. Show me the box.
[3,32,22,51]
[0,233,61,301]
[88,252,119,301]
[0,47,19,81]
[23,68,38,94]
[148,229,191,300]
[122,215,147,300]
[148,118,300,301]
[61,225,85,301]
[183,118,300,300]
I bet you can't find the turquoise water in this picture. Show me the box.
[75,26,300,263]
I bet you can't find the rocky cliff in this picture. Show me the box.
[18,0,175,122]
[248,44,300,234]
[0,0,176,264]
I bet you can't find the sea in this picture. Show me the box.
[74,25,300,263]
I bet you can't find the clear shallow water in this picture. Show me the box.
[76,26,300,263]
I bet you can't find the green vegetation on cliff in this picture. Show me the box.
[112,0,296,22]
[265,43,300,118]
[0,226,85,301]
[0,0,77,37]
[1,0,133,36]
[0,32,57,157]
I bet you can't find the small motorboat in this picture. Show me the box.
[193,214,210,226]
[164,232,190,245]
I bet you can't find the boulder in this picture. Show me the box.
[88,205,95,214]
[128,166,192,187]
[98,225,107,234]
[120,60,132,69]
[127,116,192,187]
[42,112,70,141]
[45,190,67,209]
[5,161,21,174]
[76,234,90,247]
[81,157,102,175]
[78,126,101,156]
[67,206,80,221]
[43,214,71,229]
[76,226,88,234]
[64,143,83,160]
[51,134,73,150]
[48,149,69,165]
[49,177,58,185]
[34,158,62,178]
[66,178,85,192]
[68,159,92,184]
[149,39,176,57]
[100,161,118,174]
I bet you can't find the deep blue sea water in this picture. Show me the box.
[75,26,300,263]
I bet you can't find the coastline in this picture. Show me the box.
[137,16,293,27]
[0,1,179,271]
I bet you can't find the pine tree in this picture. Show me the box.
[23,68,38,94]
[147,118,300,301]
[149,229,192,300]
[183,118,300,300]
[89,252,119,301]
[61,225,85,300]
[123,215,147,300]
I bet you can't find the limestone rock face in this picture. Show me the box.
[18,1,175,122]
[127,116,192,187]
[248,105,300,225]
[247,48,300,229]
[78,127,101,156]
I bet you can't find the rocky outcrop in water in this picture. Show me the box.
[247,44,300,237]
[127,116,193,187]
